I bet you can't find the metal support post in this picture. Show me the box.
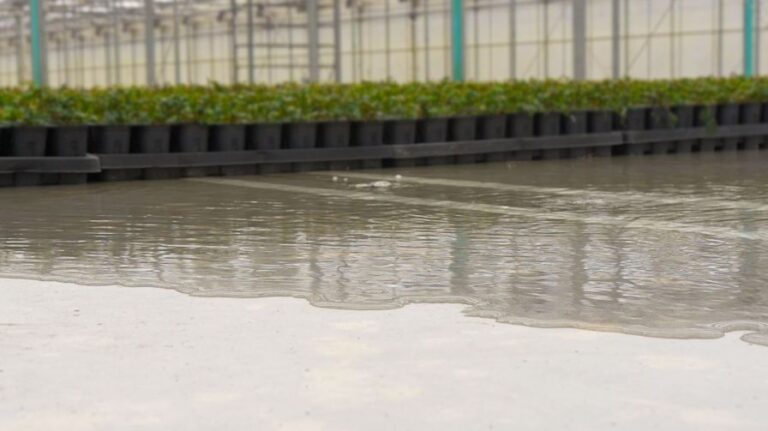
[333,0,342,82]
[105,32,112,85]
[745,0,755,76]
[247,0,255,83]
[15,14,25,85]
[509,0,516,79]
[611,0,620,78]
[307,0,320,82]
[573,0,587,81]
[424,0,431,81]
[112,0,121,85]
[145,0,156,86]
[230,0,238,84]
[173,0,182,84]
[757,0,762,75]
[385,0,391,79]
[717,0,724,76]
[30,0,47,86]
[450,0,465,81]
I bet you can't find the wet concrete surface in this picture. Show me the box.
[1,152,767,344]
[1,279,767,431]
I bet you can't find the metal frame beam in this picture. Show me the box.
[573,0,587,80]
[451,0,464,81]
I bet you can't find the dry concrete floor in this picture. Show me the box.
[1,278,767,431]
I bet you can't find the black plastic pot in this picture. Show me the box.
[476,114,507,163]
[535,112,563,159]
[672,105,695,153]
[563,111,588,158]
[131,125,176,180]
[417,117,451,166]
[4,126,47,157]
[284,122,320,172]
[209,125,253,176]
[718,103,740,151]
[247,123,283,150]
[4,126,49,186]
[648,107,674,155]
[172,124,215,177]
[89,125,130,154]
[623,108,649,156]
[384,119,417,168]
[172,124,208,153]
[695,105,719,152]
[450,116,478,165]
[132,125,171,153]
[247,123,286,174]
[88,125,137,182]
[588,111,613,157]
[763,102,768,149]
[506,113,535,161]
[740,103,762,151]
[478,115,507,139]
[48,126,87,156]
[48,126,88,184]
[352,121,384,169]
[320,121,352,170]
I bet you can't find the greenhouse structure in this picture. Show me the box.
[0,0,765,88]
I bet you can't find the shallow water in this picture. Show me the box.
[2,152,768,345]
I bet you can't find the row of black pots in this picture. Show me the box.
[622,102,768,155]
[1,102,766,165]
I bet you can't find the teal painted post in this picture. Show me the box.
[451,0,464,81]
[30,0,44,86]
[745,0,755,77]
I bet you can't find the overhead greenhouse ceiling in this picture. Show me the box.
[0,0,361,39]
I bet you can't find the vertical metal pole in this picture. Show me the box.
[356,6,363,81]
[131,30,138,85]
[611,0,620,78]
[385,0,391,79]
[230,0,238,84]
[670,0,676,78]
[543,0,549,77]
[15,14,25,85]
[717,0,724,76]
[745,0,755,76]
[573,0,586,80]
[105,31,112,85]
[112,0,122,85]
[509,0,516,79]
[424,0,431,80]
[451,0,465,81]
[623,0,629,76]
[307,0,320,82]
[289,7,296,81]
[247,0,254,83]
[333,0,342,82]
[188,24,196,83]
[145,0,156,86]
[173,0,182,84]
[473,0,478,79]
[756,0,762,75]
[30,0,47,86]
[63,32,70,84]
[410,1,416,81]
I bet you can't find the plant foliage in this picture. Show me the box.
[0,77,767,126]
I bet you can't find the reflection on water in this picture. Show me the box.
[1,152,768,345]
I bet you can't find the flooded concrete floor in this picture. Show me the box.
[3,152,768,429]
[1,279,767,431]
[1,152,768,344]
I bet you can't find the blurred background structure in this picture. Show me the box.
[0,0,765,87]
